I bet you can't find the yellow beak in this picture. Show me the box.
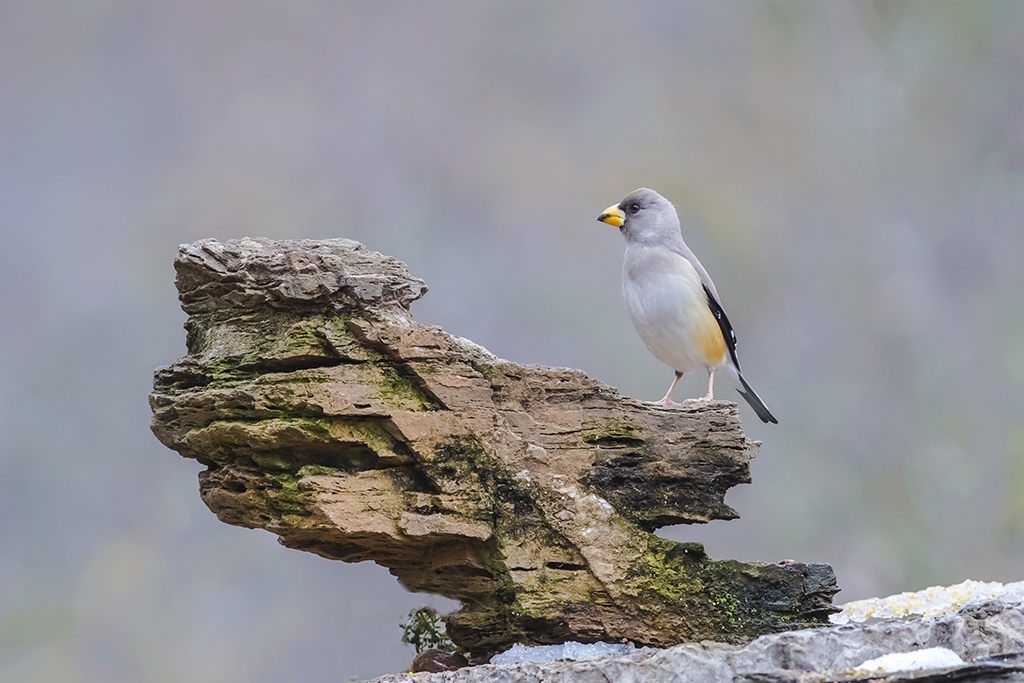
[597,204,625,227]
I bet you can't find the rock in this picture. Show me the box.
[368,598,1024,683]
[150,237,839,661]
[410,649,469,673]
[853,647,964,674]
[832,578,1024,625]
[490,641,639,665]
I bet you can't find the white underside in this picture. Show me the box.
[622,244,725,375]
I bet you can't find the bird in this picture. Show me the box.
[597,188,777,424]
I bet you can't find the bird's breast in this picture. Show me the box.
[622,247,725,371]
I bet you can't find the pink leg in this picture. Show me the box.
[655,371,683,406]
[684,369,715,404]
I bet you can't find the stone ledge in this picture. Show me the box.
[371,596,1024,683]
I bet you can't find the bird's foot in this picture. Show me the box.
[683,396,713,405]
[654,396,678,407]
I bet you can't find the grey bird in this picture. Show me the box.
[597,188,778,424]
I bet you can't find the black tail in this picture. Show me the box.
[736,373,778,424]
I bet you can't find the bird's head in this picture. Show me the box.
[597,187,679,243]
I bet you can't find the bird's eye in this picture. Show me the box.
[628,203,641,214]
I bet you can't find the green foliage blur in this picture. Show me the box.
[400,607,459,655]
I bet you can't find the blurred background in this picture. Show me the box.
[3,1,1024,680]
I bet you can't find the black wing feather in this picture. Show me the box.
[702,284,777,423]
[703,283,740,370]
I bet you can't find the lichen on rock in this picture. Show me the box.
[150,237,839,661]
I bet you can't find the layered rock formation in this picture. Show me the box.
[150,237,838,661]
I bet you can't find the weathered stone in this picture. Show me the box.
[369,599,1024,683]
[150,237,838,661]
[410,649,470,673]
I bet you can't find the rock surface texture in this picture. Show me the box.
[150,238,839,661]
[368,599,1024,683]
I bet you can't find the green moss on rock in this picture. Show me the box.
[582,420,643,445]
[626,537,707,604]
[298,464,340,477]
[268,473,312,517]
[372,364,437,411]
[251,450,296,471]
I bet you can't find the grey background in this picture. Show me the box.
[3,1,1024,680]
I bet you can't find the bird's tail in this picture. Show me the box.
[733,371,778,424]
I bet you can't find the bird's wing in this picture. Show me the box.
[669,242,722,304]
[666,241,739,367]
[702,283,740,370]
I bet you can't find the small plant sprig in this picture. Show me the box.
[400,606,459,654]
